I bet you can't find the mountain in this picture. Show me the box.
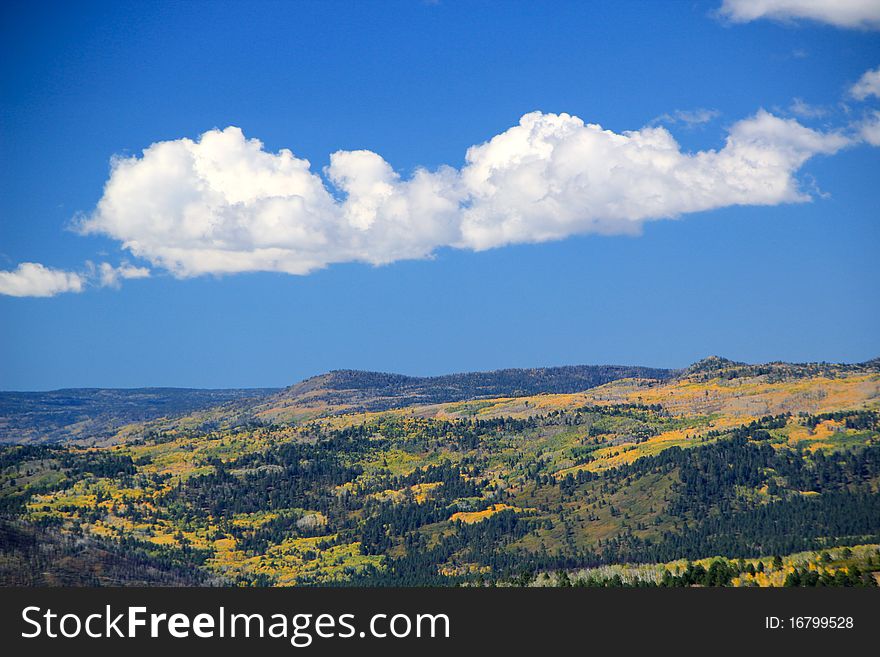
[7,357,875,444]
[254,364,676,421]
[1,356,878,587]
[0,388,277,444]
[0,364,674,444]
[681,355,880,383]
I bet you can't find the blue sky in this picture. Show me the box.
[1,0,879,390]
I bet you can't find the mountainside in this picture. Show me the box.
[1,356,879,587]
[255,364,676,422]
[0,388,278,445]
[681,355,880,383]
[0,364,675,444]
[8,358,877,445]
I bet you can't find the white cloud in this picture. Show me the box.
[652,108,721,127]
[0,262,85,298]
[456,110,849,250]
[96,262,151,289]
[78,127,463,275]
[0,260,151,297]
[720,0,880,29]
[789,98,828,118]
[76,111,850,277]
[858,110,880,145]
[850,66,880,100]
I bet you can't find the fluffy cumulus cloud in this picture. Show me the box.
[78,127,463,276]
[850,66,880,100]
[77,110,849,277]
[0,260,151,298]
[0,262,85,298]
[719,0,880,29]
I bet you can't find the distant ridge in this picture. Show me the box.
[680,356,880,383]
[262,364,677,416]
[682,355,745,375]
[2,357,877,443]
[262,357,880,417]
[0,388,277,444]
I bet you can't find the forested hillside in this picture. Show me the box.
[1,357,878,587]
[0,363,673,444]
[253,363,676,421]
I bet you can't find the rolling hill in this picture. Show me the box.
[0,363,674,444]
[253,363,676,422]
[1,356,879,587]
